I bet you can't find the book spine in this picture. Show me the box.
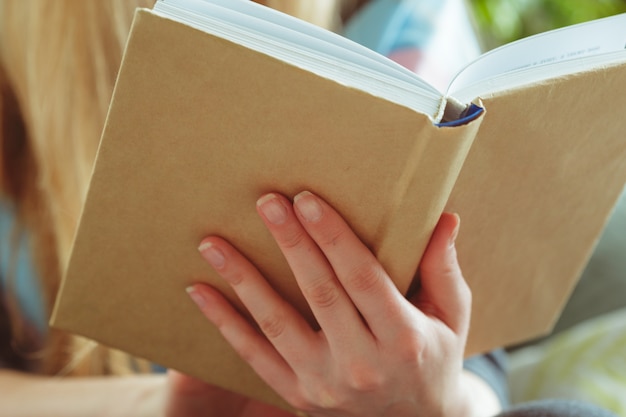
[374,110,484,294]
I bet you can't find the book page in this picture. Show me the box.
[154,0,443,117]
[452,50,626,104]
[448,13,626,100]
[165,0,420,85]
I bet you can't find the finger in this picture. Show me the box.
[197,237,319,368]
[256,193,372,352]
[411,213,471,337]
[185,283,298,398]
[165,370,252,417]
[292,191,409,339]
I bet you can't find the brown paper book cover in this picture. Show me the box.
[51,1,626,408]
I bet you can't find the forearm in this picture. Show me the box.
[0,369,166,417]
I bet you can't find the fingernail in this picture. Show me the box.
[257,194,287,225]
[186,286,207,309]
[294,191,322,222]
[198,241,226,269]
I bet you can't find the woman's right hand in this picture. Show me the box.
[187,191,474,417]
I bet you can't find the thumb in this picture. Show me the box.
[410,213,471,337]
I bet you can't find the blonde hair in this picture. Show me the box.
[0,0,154,375]
[0,0,154,272]
[0,0,362,376]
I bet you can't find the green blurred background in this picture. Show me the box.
[468,0,626,49]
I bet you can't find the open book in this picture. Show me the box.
[51,0,626,408]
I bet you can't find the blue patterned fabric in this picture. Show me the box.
[343,0,446,57]
[343,0,481,91]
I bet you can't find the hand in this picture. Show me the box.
[164,370,293,417]
[187,191,473,417]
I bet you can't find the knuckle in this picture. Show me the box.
[395,333,426,363]
[319,226,347,247]
[224,269,246,286]
[258,312,287,339]
[345,262,386,294]
[343,361,384,392]
[277,227,307,250]
[304,278,341,309]
[421,254,453,277]
[432,262,457,279]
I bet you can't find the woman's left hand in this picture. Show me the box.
[187,191,473,417]
[164,370,293,417]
